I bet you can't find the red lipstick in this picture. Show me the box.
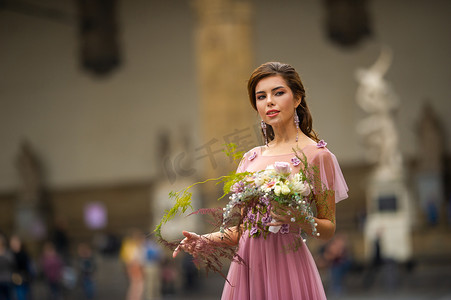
[266,109,279,117]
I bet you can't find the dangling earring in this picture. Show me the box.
[294,109,300,142]
[261,120,268,146]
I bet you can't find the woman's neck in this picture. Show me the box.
[265,129,316,154]
[264,129,315,155]
[271,123,298,144]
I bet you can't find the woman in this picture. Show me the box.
[174,62,348,299]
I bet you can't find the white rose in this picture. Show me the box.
[264,166,276,176]
[300,182,311,196]
[292,181,311,196]
[281,184,291,195]
[274,185,282,196]
[292,181,303,193]
[254,176,264,187]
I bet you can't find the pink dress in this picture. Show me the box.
[221,142,348,300]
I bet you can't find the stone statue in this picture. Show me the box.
[16,141,43,205]
[15,140,49,245]
[355,46,403,177]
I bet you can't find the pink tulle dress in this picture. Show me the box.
[221,141,348,300]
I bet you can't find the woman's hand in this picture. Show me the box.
[172,231,202,258]
[267,202,303,227]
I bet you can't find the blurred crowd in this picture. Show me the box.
[0,226,202,300]
[1,225,435,300]
[0,227,97,300]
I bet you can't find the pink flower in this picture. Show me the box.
[291,157,301,167]
[250,227,258,236]
[248,151,257,161]
[247,212,256,222]
[274,162,292,175]
[260,196,270,206]
[280,224,290,234]
[261,216,272,225]
[316,140,327,148]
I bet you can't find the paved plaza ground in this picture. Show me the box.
[30,254,451,300]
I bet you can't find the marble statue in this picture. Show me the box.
[355,46,403,177]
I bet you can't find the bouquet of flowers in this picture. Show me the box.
[154,146,330,278]
[221,161,318,241]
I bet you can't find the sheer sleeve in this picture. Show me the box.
[236,150,250,173]
[235,147,259,173]
[312,149,349,203]
[236,156,247,173]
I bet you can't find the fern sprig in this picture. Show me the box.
[223,143,245,164]
[154,176,233,238]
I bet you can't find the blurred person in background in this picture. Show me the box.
[0,234,14,300]
[363,230,384,289]
[120,229,146,300]
[10,235,33,300]
[40,241,63,300]
[160,256,177,296]
[52,218,70,265]
[77,242,96,300]
[448,196,451,227]
[317,233,351,296]
[181,253,198,292]
[51,217,78,293]
[144,235,162,300]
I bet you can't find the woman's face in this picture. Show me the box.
[255,75,300,128]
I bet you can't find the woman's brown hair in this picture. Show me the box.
[247,62,319,143]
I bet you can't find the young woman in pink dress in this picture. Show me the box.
[173,62,348,299]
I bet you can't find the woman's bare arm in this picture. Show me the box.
[172,226,240,258]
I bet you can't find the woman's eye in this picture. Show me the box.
[256,95,266,100]
[275,91,284,96]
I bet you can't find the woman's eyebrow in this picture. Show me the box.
[256,86,285,95]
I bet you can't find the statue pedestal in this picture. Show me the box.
[16,205,46,238]
[15,202,48,256]
[363,169,413,262]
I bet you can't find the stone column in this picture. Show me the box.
[192,0,257,202]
